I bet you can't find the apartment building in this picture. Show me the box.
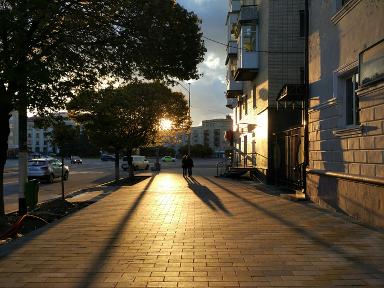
[306,0,384,227]
[7,111,19,158]
[8,112,77,156]
[189,116,233,156]
[226,0,305,185]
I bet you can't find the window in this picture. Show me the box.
[244,95,248,115]
[203,130,210,146]
[239,100,243,120]
[252,86,256,108]
[359,39,384,87]
[299,10,305,37]
[342,0,351,5]
[345,73,359,126]
[242,25,257,52]
[214,129,221,147]
[300,67,304,84]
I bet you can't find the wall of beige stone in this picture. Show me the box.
[307,0,384,227]
[307,173,384,228]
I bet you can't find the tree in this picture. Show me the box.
[68,82,190,180]
[0,0,205,215]
[36,115,78,201]
[179,144,213,158]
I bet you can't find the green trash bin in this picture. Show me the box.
[25,179,39,210]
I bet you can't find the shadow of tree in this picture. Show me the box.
[203,176,384,275]
[77,175,156,288]
[186,176,232,216]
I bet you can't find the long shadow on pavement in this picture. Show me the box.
[203,176,384,275]
[77,174,156,288]
[185,176,232,216]
[0,185,122,258]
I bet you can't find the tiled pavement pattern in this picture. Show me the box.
[0,170,384,287]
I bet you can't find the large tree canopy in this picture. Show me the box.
[67,82,189,152]
[0,0,205,215]
[67,82,190,179]
[0,0,205,111]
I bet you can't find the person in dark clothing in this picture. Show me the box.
[181,155,188,177]
[185,155,194,177]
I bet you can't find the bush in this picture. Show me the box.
[178,144,213,158]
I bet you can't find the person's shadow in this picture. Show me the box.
[185,176,232,216]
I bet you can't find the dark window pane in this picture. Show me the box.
[345,77,354,125]
[299,10,304,37]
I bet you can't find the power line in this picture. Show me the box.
[202,35,303,54]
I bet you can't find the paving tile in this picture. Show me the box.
[0,171,383,287]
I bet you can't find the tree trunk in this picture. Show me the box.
[18,101,28,215]
[126,148,134,180]
[0,104,12,216]
[114,151,120,182]
[61,154,65,201]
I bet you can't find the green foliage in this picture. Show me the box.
[179,144,213,158]
[140,146,176,157]
[68,82,189,155]
[35,115,79,157]
[0,0,206,112]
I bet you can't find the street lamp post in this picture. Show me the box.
[177,81,192,156]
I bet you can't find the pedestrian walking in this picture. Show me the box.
[181,154,188,177]
[185,154,194,177]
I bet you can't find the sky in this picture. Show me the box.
[175,0,232,126]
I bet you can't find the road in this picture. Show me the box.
[3,158,139,214]
[3,157,221,213]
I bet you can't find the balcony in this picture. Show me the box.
[225,41,238,65]
[239,3,258,23]
[226,69,242,98]
[226,98,238,109]
[234,24,259,81]
[229,0,240,12]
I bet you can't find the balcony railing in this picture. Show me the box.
[240,0,257,6]
[239,4,258,23]
[226,98,238,109]
[228,40,238,55]
[226,69,242,98]
[229,0,241,12]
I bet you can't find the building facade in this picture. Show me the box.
[190,116,233,156]
[226,0,305,184]
[306,0,384,227]
[7,112,77,157]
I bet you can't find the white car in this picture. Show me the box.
[121,155,150,171]
[28,158,69,183]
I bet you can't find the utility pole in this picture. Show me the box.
[177,81,192,156]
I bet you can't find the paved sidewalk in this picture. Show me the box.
[0,170,383,287]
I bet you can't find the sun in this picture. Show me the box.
[160,118,173,131]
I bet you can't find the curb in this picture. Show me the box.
[5,177,126,216]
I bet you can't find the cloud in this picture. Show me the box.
[175,0,232,125]
[204,54,221,70]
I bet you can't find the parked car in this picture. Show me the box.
[70,156,82,164]
[161,156,176,162]
[121,155,150,171]
[100,154,115,161]
[28,158,69,183]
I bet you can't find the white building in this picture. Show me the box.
[8,111,77,156]
[190,116,233,156]
[7,111,19,158]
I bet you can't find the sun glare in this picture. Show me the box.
[160,119,173,131]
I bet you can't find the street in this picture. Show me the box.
[3,157,221,213]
